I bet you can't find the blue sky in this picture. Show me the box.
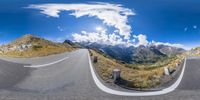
[0,0,200,49]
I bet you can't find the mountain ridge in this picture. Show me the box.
[78,42,186,64]
[0,34,75,57]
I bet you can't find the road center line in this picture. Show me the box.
[88,53,187,96]
[24,56,69,68]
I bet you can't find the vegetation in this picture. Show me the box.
[32,45,43,50]
[0,34,76,58]
[90,49,185,88]
[1,45,74,58]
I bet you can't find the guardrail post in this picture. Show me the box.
[112,68,121,82]
[164,67,170,75]
[176,63,178,67]
[93,56,98,63]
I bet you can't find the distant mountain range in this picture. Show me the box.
[78,42,186,64]
[0,34,186,62]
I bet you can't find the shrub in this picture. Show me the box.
[32,45,43,50]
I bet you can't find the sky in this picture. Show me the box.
[0,0,200,49]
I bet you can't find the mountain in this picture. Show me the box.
[0,34,74,57]
[132,45,167,64]
[79,42,186,64]
[152,44,185,56]
[189,47,200,56]
[63,40,82,48]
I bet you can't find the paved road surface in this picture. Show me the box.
[176,57,200,90]
[0,49,199,100]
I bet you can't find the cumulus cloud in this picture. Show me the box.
[28,2,184,48]
[28,2,135,39]
[150,41,184,48]
[72,30,183,48]
[134,34,149,46]
[72,29,134,46]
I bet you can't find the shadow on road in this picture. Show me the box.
[0,59,34,89]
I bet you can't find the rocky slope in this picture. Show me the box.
[63,40,82,48]
[0,34,75,57]
[188,47,200,56]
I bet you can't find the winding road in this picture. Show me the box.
[0,49,199,100]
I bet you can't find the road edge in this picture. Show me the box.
[88,52,187,96]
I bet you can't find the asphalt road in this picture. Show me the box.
[177,57,200,90]
[0,49,199,100]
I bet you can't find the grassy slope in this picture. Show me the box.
[0,34,75,58]
[91,49,185,88]
[1,45,74,58]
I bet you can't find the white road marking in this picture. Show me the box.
[88,53,187,96]
[24,57,69,68]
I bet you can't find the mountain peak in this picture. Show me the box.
[17,34,38,40]
[11,34,42,45]
[22,34,34,39]
[1,34,55,53]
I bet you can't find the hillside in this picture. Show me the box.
[0,34,75,57]
[132,45,167,64]
[80,42,186,64]
[188,47,200,56]
[63,40,82,48]
[84,41,186,88]
[90,49,185,88]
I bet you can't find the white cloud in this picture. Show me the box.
[133,34,183,48]
[150,41,184,48]
[46,36,67,43]
[72,29,184,48]
[28,3,185,49]
[28,2,135,39]
[72,29,132,46]
[134,34,149,46]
